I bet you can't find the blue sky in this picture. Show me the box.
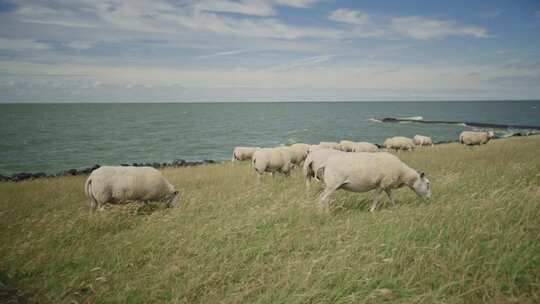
[0,0,539,102]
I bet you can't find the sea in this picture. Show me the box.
[1,100,539,175]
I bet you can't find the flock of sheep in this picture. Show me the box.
[84,131,495,213]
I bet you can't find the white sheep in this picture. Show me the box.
[302,148,344,188]
[413,135,433,146]
[351,142,379,152]
[252,148,293,180]
[232,147,258,161]
[319,141,341,150]
[319,152,431,212]
[339,140,355,152]
[459,131,494,146]
[384,136,415,151]
[85,166,180,212]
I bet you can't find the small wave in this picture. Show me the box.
[367,118,382,123]
[398,116,423,121]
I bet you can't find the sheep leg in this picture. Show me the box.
[318,189,333,212]
[89,199,97,213]
[385,189,397,208]
[370,188,383,212]
[319,183,342,212]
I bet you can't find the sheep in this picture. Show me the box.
[339,140,355,152]
[85,166,180,212]
[319,141,341,150]
[302,148,344,188]
[288,143,310,165]
[413,135,433,146]
[252,148,293,180]
[459,131,495,146]
[384,136,415,151]
[308,145,325,153]
[351,142,379,152]
[319,152,431,212]
[232,147,258,161]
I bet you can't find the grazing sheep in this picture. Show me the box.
[308,145,325,153]
[319,152,431,212]
[351,142,379,152]
[384,136,415,151]
[459,131,495,146]
[339,140,355,152]
[252,148,293,180]
[319,141,341,150]
[413,135,433,146]
[303,148,344,187]
[85,166,180,212]
[288,143,310,165]
[232,147,258,161]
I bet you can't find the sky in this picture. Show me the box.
[0,0,540,102]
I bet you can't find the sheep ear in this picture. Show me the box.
[420,172,425,178]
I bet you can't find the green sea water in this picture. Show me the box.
[1,101,539,175]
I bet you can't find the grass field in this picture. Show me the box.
[1,136,539,303]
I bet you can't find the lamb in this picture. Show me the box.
[413,135,433,146]
[232,147,258,161]
[319,152,431,212]
[84,166,180,212]
[384,136,415,151]
[252,148,293,179]
[459,131,495,146]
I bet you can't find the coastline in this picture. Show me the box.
[2,132,538,183]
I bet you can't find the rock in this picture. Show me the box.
[120,163,130,167]
[203,159,216,164]
[0,175,9,182]
[31,172,47,179]
[63,169,79,176]
[11,173,32,182]
[151,162,161,168]
[172,159,186,166]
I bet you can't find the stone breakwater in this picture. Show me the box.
[379,117,540,130]
[0,159,218,183]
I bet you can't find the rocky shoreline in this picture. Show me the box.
[0,159,218,183]
[1,132,537,183]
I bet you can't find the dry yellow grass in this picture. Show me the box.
[1,136,539,303]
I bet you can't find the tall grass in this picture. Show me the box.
[1,136,539,303]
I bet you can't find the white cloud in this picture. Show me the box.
[197,49,251,59]
[194,1,275,17]
[194,0,318,16]
[326,9,488,40]
[0,38,51,50]
[329,9,369,25]
[390,16,489,39]
[267,54,335,71]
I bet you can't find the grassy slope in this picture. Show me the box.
[1,137,539,304]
